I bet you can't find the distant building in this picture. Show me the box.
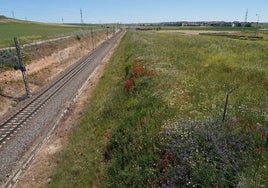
[232,21,242,27]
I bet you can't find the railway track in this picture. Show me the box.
[0,29,125,186]
[0,29,123,147]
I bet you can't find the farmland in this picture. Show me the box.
[0,17,96,48]
[48,30,268,187]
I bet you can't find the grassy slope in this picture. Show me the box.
[0,18,92,48]
[48,31,268,187]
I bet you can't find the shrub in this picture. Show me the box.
[76,34,81,41]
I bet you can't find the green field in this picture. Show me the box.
[0,17,96,48]
[48,30,267,187]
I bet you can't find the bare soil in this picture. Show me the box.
[159,30,238,35]
[0,30,121,187]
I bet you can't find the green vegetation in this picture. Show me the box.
[0,18,96,48]
[49,31,267,187]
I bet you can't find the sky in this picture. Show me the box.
[1,0,267,24]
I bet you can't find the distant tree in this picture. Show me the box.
[237,22,242,27]
[245,22,252,27]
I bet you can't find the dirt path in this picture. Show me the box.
[11,32,123,188]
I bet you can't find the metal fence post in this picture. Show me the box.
[222,86,239,123]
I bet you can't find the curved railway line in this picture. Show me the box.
[0,29,125,186]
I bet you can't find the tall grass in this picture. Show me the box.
[49,31,267,187]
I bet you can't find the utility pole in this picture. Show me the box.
[256,14,260,25]
[80,8,84,28]
[106,26,109,40]
[255,14,260,37]
[243,9,248,27]
[12,11,15,19]
[91,29,95,49]
[14,37,31,98]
